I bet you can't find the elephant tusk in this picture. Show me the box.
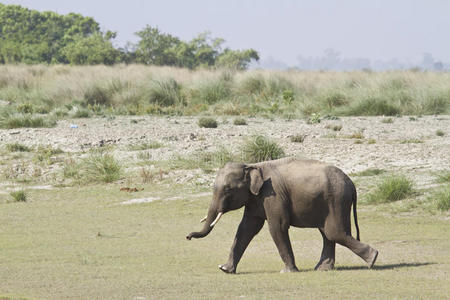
[210,212,223,227]
[200,216,207,223]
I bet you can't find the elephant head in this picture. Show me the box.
[186,163,264,240]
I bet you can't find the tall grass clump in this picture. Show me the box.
[241,135,285,163]
[146,78,184,107]
[0,113,57,129]
[83,84,112,106]
[343,97,401,116]
[366,175,414,204]
[192,76,233,105]
[64,152,122,184]
[10,190,27,202]
[431,187,450,211]
[83,152,122,183]
[6,143,31,152]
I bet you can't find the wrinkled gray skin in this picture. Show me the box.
[186,158,378,274]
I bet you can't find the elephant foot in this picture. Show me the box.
[367,249,378,269]
[219,264,236,274]
[314,263,334,271]
[280,266,299,273]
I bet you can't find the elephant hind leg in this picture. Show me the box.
[333,234,378,268]
[315,229,336,271]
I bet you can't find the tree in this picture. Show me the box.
[134,26,181,66]
[215,49,260,70]
[61,33,120,65]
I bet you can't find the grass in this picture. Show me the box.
[1,65,450,117]
[400,139,423,144]
[0,185,448,299]
[6,143,31,152]
[9,190,27,202]
[366,175,415,204]
[325,124,342,131]
[437,171,450,183]
[63,152,122,184]
[198,117,218,128]
[290,134,306,143]
[0,113,57,129]
[166,147,234,172]
[431,187,450,211]
[128,141,163,151]
[351,168,386,177]
[241,135,285,163]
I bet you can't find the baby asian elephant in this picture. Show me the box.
[186,157,378,273]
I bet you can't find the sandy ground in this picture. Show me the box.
[1,115,449,191]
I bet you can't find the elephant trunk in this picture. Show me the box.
[186,206,221,240]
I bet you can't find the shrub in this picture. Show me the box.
[72,107,91,118]
[233,118,247,125]
[400,139,423,144]
[381,118,394,123]
[290,134,305,143]
[349,132,365,139]
[432,187,450,211]
[240,75,266,94]
[436,130,444,137]
[241,135,285,163]
[367,175,414,203]
[198,117,218,128]
[307,113,321,124]
[17,103,34,114]
[6,143,31,152]
[10,190,27,202]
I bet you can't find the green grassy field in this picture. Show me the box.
[0,183,448,299]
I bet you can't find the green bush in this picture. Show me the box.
[436,130,445,137]
[82,152,122,183]
[6,143,31,152]
[233,118,247,125]
[198,117,218,128]
[10,190,27,202]
[17,103,34,114]
[241,135,285,163]
[367,175,414,203]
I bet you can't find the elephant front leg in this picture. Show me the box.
[315,229,336,271]
[267,221,299,273]
[220,209,265,274]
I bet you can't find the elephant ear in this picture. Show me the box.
[245,166,264,195]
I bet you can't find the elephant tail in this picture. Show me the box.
[353,188,360,241]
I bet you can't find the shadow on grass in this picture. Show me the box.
[237,262,435,274]
[336,262,436,271]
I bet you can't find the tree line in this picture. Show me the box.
[0,4,259,69]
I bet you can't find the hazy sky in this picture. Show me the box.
[2,0,450,66]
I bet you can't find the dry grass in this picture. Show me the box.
[0,65,449,117]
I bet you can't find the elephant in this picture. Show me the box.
[186,157,378,273]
